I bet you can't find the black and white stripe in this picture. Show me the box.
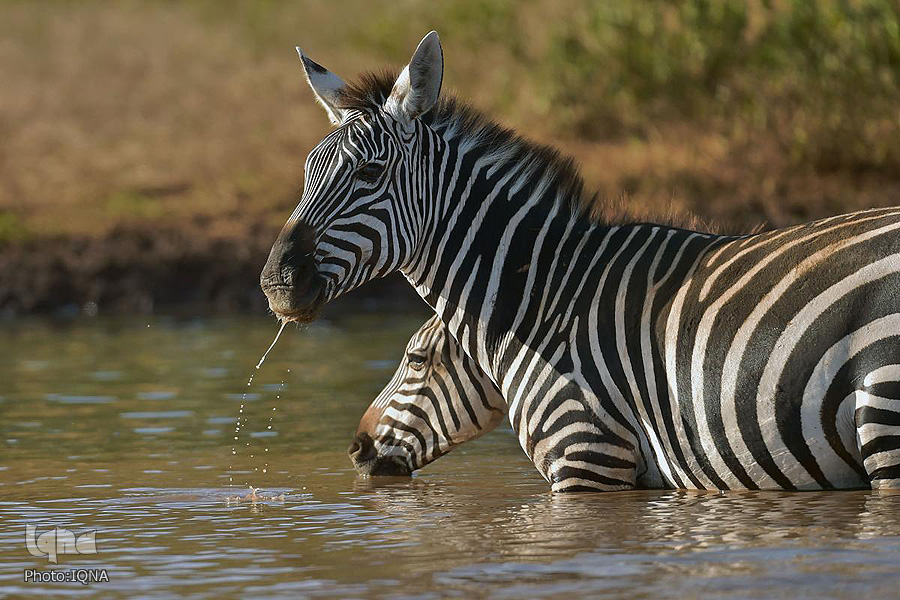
[263,32,900,491]
[350,315,505,476]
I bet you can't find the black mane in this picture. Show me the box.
[337,70,711,232]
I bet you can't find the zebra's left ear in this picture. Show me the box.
[384,31,443,124]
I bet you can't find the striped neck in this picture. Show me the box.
[413,158,728,376]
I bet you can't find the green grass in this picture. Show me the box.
[0,211,29,243]
[541,1,900,172]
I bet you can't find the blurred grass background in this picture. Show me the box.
[1,0,899,311]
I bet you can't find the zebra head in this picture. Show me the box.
[260,32,444,322]
[350,315,506,476]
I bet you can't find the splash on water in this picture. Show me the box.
[225,486,286,505]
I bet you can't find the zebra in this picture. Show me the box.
[350,314,505,476]
[261,31,900,491]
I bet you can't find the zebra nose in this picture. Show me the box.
[349,432,377,463]
[260,219,325,318]
[260,220,318,287]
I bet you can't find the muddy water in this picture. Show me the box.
[1,315,899,599]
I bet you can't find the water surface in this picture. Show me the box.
[1,315,899,598]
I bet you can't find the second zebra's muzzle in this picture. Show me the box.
[348,432,412,477]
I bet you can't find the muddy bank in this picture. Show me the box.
[0,222,424,317]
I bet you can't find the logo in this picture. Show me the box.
[25,525,97,564]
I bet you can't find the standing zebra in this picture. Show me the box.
[350,315,505,476]
[261,31,900,491]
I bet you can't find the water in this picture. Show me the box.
[1,315,899,598]
[255,320,287,370]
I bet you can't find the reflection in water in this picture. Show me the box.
[354,478,900,555]
[353,481,900,597]
[0,316,898,598]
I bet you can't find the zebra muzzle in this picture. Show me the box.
[348,433,412,477]
[259,220,325,322]
[260,277,325,323]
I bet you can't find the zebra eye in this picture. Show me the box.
[356,162,384,184]
[407,353,427,371]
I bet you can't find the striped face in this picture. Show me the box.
[350,316,506,476]
[260,32,444,323]
[260,111,419,322]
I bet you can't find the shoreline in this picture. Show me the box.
[0,221,425,318]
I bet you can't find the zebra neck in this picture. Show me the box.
[402,123,732,376]
[401,142,585,365]
[404,156,726,390]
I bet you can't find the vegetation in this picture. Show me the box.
[1,0,898,310]
[546,1,900,173]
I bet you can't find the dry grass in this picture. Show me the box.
[1,0,898,244]
[0,1,349,238]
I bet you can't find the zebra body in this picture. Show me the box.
[261,32,900,491]
[355,214,900,490]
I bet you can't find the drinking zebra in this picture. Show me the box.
[349,314,504,476]
[261,32,900,491]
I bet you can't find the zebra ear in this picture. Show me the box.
[296,47,346,125]
[385,31,443,124]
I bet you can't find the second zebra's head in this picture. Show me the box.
[260,32,444,322]
[350,315,506,476]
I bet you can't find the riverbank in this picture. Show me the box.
[0,218,424,317]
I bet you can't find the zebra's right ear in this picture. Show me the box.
[296,47,347,126]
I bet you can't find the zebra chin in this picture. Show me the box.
[262,280,326,324]
[348,433,413,477]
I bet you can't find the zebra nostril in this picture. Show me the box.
[358,436,375,460]
[348,432,376,463]
[260,220,319,294]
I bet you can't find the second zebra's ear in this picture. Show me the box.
[384,31,443,125]
[297,47,347,125]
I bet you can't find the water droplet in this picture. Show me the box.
[228,322,291,485]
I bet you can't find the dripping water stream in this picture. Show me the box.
[230,321,288,486]
[256,320,288,370]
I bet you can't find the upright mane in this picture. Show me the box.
[337,70,714,233]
